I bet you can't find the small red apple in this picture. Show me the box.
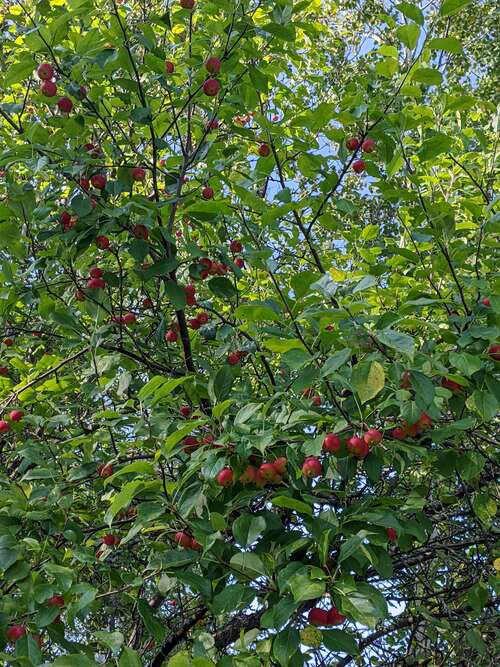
[90,174,106,189]
[0,367,9,376]
[133,224,149,240]
[301,456,321,478]
[57,97,73,113]
[205,57,221,74]
[234,257,244,268]
[352,159,365,173]
[142,297,153,308]
[180,405,192,417]
[259,462,277,482]
[308,608,329,626]
[364,428,382,445]
[77,86,87,100]
[180,0,195,8]
[346,436,369,458]
[122,312,136,325]
[240,466,257,484]
[97,462,113,478]
[202,186,214,199]
[197,311,209,325]
[165,61,175,74]
[131,167,146,181]
[6,625,27,642]
[174,531,192,548]
[273,457,287,476]
[102,534,119,547]
[311,395,321,407]
[322,433,341,453]
[0,420,10,433]
[41,80,57,97]
[3,338,14,347]
[386,527,397,542]
[216,467,234,486]
[229,239,242,253]
[9,410,24,422]
[96,235,110,249]
[227,351,241,365]
[165,330,178,343]
[258,143,271,157]
[441,377,463,394]
[87,277,106,289]
[47,594,65,608]
[327,608,345,625]
[37,62,54,80]
[488,344,500,361]
[203,78,220,96]
[361,138,376,153]
[89,266,103,279]
[346,137,360,151]
[481,297,490,307]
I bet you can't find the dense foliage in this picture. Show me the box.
[0,0,498,665]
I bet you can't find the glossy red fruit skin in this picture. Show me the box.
[48,594,65,608]
[133,224,149,240]
[6,625,27,642]
[37,62,54,80]
[142,297,153,308]
[230,239,242,253]
[361,138,376,153]
[97,462,113,478]
[302,456,321,478]
[488,344,500,361]
[41,80,57,97]
[87,277,106,289]
[188,318,201,330]
[122,312,136,324]
[240,465,257,484]
[441,377,463,394]
[174,531,192,548]
[234,257,244,268]
[346,137,360,151]
[89,266,103,279]
[57,96,73,113]
[352,159,366,173]
[197,311,209,325]
[165,330,178,343]
[180,0,195,8]
[96,235,110,249]
[323,433,341,453]
[259,462,277,481]
[205,57,221,74]
[3,338,14,347]
[216,467,234,487]
[206,118,219,131]
[311,395,321,407]
[327,608,346,625]
[0,367,9,376]
[203,78,221,96]
[308,608,329,626]
[165,61,175,74]
[102,534,119,547]
[386,527,397,542]
[180,405,192,417]
[227,351,241,365]
[346,436,369,459]
[392,427,407,440]
[60,211,71,225]
[481,297,490,306]
[91,174,106,189]
[202,186,214,199]
[9,410,24,422]
[258,143,271,157]
[273,457,287,476]
[131,167,146,181]
[77,86,87,100]
[364,428,383,445]
[0,420,11,433]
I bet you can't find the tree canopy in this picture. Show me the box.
[0,0,498,665]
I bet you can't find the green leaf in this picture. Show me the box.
[119,648,143,667]
[320,349,352,376]
[439,0,472,17]
[396,23,420,50]
[164,280,187,310]
[322,629,359,655]
[208,365,235,402]
[232,514,266,547]
[418,133,454,161]
[138,375,189,404]
[0,535,21,570]
[208,277,237,299]
[339,534,363,563]
[229,552,266,577]
[212,584,255,615]
[235,302,280,323]
[163,420,207,453]
[427,37,463,53]
[289,574,325,602]
[137,599,167,642]
[377,329,415,359]
[94,631,124,653]
[351,360,385,404]
[466,390,499,421]
[52,657,98,667]
[341,583,388,628]
[273,626,300,666]
[396,1,424,24]
[271,495,313,516]
[412,68,443,86]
